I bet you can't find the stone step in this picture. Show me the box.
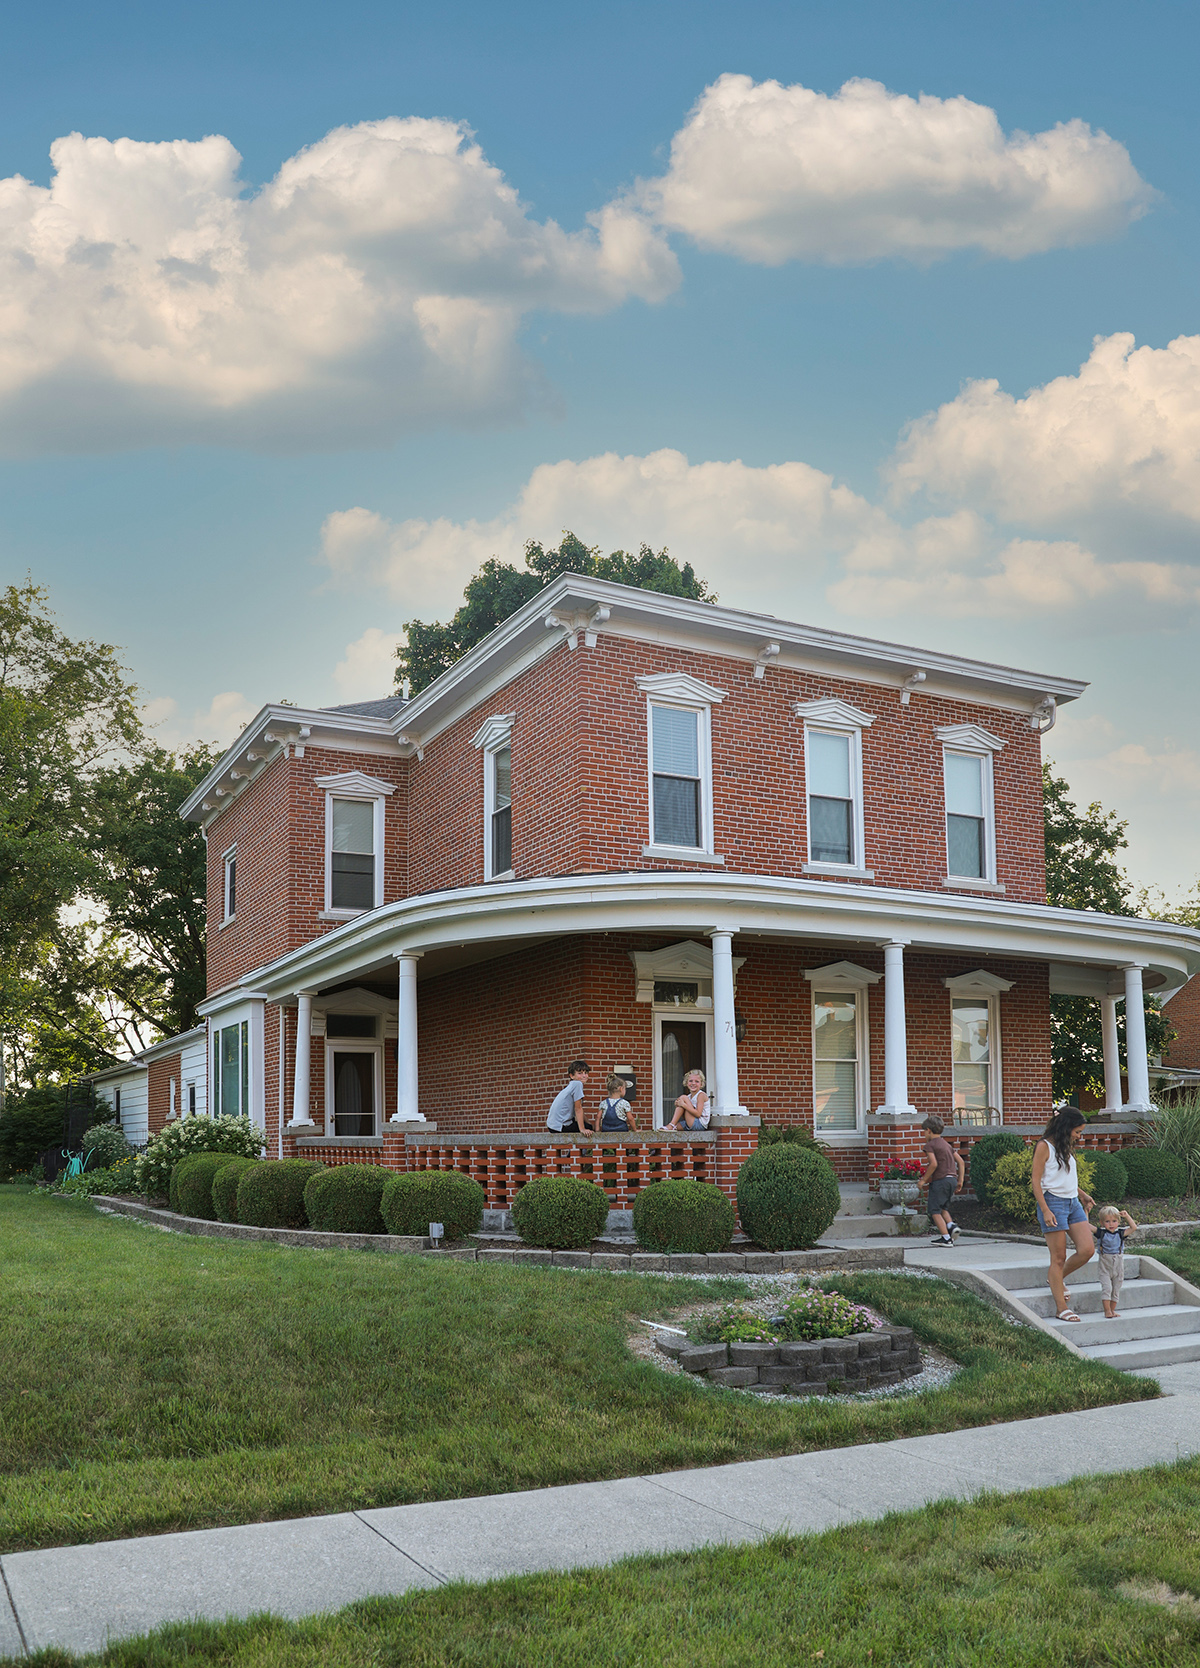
[985,1256,1146,1292]
[819,1212,919,1240]
[835,1194,887,1219]
[1075,1331,1200,1371]
[1046,1303,1200,1348]
[1020,1278,1176,1319]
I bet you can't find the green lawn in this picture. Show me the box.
[9,1459,1200,1667]
[1143,1230,1200,1286]
[0,1188,1156,1553]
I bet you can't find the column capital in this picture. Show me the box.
[1122,961,1148,972]
[392,950,424,963]
[880,938,910,950]
[706,926,742,940]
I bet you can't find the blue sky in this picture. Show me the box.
[3,0,1199,894]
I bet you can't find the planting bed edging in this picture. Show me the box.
[92,1197,905,1272]
[657,1327,922,1394]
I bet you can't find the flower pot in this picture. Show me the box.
[879,1179,920,1208]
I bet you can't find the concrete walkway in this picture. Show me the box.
[4,1387,1200,1659]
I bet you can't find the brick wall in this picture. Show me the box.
[1163,975,1200,1071]
[146,1053,182,1137]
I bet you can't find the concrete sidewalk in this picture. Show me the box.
[4,1388,1199,1659]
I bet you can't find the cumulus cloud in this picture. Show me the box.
[0,119,678,450]
[638,74,1153,264]
[331,626,405,701]
[891,332,1200,533]
[144,688,255,750]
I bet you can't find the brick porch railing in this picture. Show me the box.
[866,1113,1144,1196]
[292,1115,761,1218]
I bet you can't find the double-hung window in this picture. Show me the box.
[805,960,878,1137]
[637,672,724,859]
[222,846,236,922]
[795,699,874,874]
[473,714,516,881]
[944,971,1012,1115]
[316,772,393,915]
[936,725,1004,887]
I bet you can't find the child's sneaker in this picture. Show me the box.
[930,1234,953,1246]
[948,1223,961,1243]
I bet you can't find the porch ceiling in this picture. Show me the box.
[235,870,1200,1009]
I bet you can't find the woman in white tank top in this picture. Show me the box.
[1031,1108,1097,1322]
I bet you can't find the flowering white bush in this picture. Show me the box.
[133,1115,264,1200]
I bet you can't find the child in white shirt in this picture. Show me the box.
[668,1069,710,1130]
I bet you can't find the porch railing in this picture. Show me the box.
[402,1130,717,1211]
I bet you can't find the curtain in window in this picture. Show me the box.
[807,731,853,864]
[952,999,991,1109]
[652,706,701,847]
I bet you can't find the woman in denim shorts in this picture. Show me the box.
[1031,1108,1097,1322]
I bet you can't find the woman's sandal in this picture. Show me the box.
[1057,1308,1082,1322]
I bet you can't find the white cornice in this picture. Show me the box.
[636,671,727,704]
[935,723,1007,753]
[804,959,882,988]
[471,713,515,751]
[795,697,876,729]
[313,770,396,797]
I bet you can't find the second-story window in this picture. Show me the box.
[491,746,512,877]
[806,730,856,865]
[944,750,992,881]
[651,704,703,848]
[222,846,236,921]
[331,798,375,910]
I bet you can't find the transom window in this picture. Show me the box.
[331,798,375,911]
[945,751,991,880]
[651,704,702,849]
[813,990,862,1133]
[807,730,855,865]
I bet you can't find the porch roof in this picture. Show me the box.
[198,869,1200,1015]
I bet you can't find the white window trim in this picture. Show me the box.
[800,721,867,874]
[804,961,877,1143]
[324,1037,384,1138]
[169,1079,177,1121]
[207,999,266,1130]
[946,978,1007,1116]
[321,788,388,917]
[644,697,717,858]
[221,844,236,924]
[473,714,516,883]
[941,745,998,886]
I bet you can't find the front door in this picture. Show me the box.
[332,1050,375,1137]
[659,1018,708,1125]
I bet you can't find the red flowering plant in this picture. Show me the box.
[876,1159,926,1181]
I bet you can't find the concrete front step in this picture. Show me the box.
[1075,1331,1200,1371]
[836,1187,886,1219]
[1046,1303,1200,1349]
[1021,1277,1176,1319]
[822,1212,930,1239]
[985,1256,1147,1293]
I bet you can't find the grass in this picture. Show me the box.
[1142,1228,1200,1285]
[8,1459,1200,1666]
[0,1188,1156,1553]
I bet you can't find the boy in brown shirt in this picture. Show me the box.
[920,1115,965,1245]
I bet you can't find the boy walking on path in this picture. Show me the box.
[546,1061,591,1134]
[1094,1205,1139,1317]
[920,1115,965,1246]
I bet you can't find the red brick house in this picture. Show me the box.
[167,574,1198,1188]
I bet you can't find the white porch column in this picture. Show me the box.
[392,952,426,1123]
[1122,964,1155,1113]
[1101,994,1123,1113]
[289,991,317,1128]
[709,929,748,1114]
[877,940,917,1116]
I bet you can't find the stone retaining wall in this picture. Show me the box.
[656,1326,921,1394]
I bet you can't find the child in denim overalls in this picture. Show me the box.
[1093,1205,1139,1318]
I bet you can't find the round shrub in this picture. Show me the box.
[80,1123,132,1171]
[512,1176,609,1249]
[303,1164,391,1234]
[632,1178,735,1253]
[1087,1151,1128,1205]
[237,1159,324,1229]
[380,1170,485,1240]
[135,1114,263,1201]
[1121,1147,1188,1200]
[735,1144,840,1251]
[171,1152,229,1220]
[212,1157,259,1223]
[990,1149,1096,1222]
[758,1124,824,1153]
[969,1131,1028,1206]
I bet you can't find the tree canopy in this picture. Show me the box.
[395,531,716,694]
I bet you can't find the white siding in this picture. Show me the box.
[180,1031,209,1119]
[96,1071,148,1146]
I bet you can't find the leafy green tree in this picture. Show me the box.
[396,531,715,694]
[88,745,217,1035]
[1044,764,1173,1100]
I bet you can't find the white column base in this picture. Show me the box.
[286,1119,318,1131]
[1121,1101,1157,1116]
[388,1113,428,1125]
[875,1104,919,1117]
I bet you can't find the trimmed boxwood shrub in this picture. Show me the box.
[1087,1151,1128,1205]
[632,1178,735,1252]
[969,1131,1029,1206]
[171,1153,228,1220]
[212,1157,259,1222]
[1121,1147,1188,1199]
[380,1170,485,1240]
[237,1159,325,1229]
[512,1176,609,1249]
[735,1144,840,1251]
[303,1164,391,1234]
[758,1124,824,1153]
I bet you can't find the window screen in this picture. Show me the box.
[814,991,859,1131]
[807,731,854,865]
[945,753,986,878]
[331,798,375,910]
[652,706,701,847]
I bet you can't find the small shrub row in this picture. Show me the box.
[1121,1146,1188,1200]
